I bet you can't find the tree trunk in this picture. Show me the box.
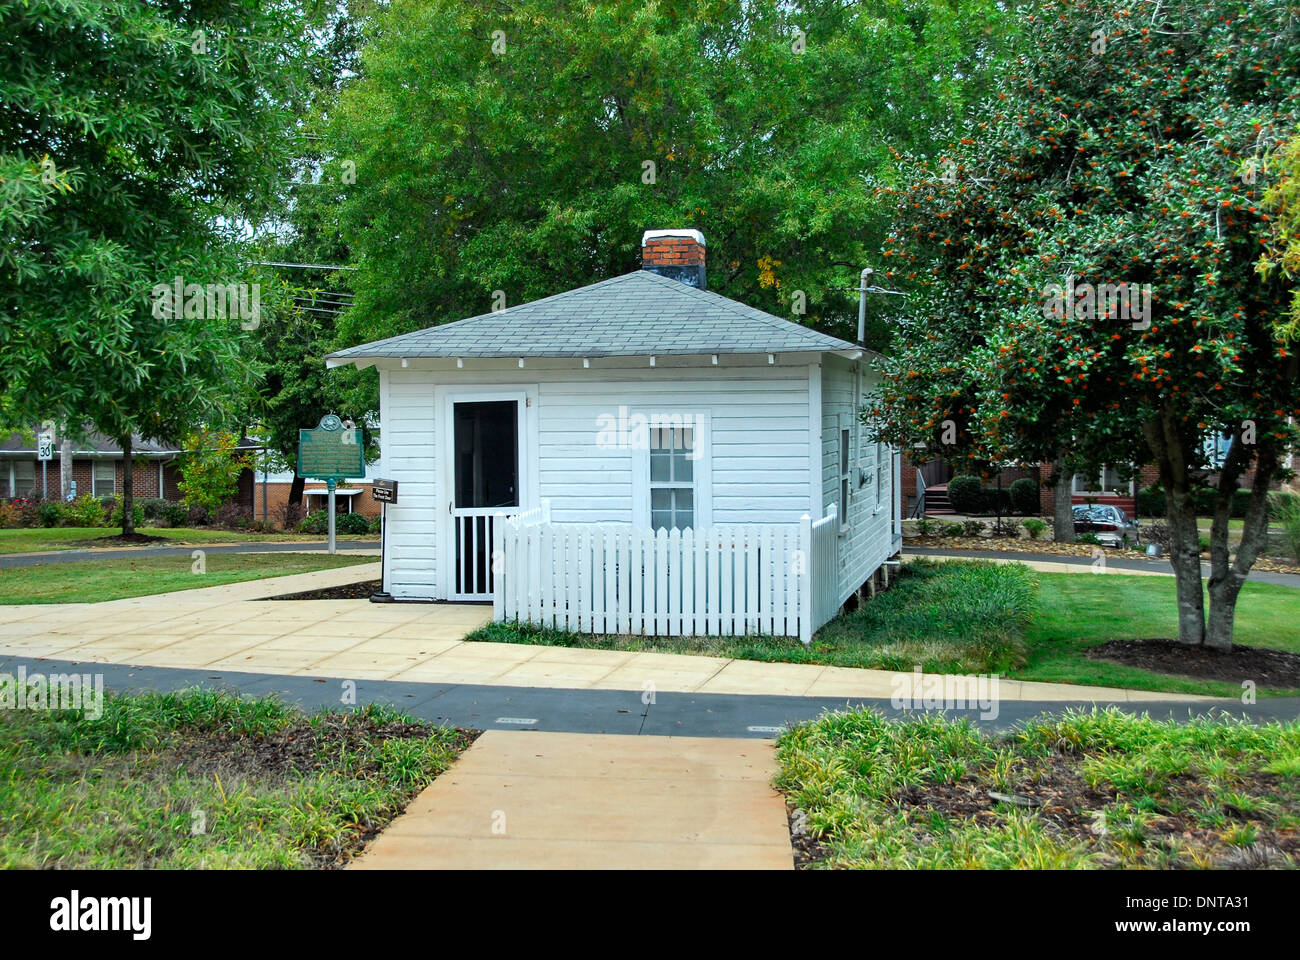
[288,474,305,506]
[1205,444,1277,650]
[120,436,135,536]
[1050,458,1073,541]
[1144,406,1206,645]
[60,436,73,500]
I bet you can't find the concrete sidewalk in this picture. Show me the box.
[349,730,794,869]
[0,562,1217,703]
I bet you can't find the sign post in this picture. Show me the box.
[37,431,53,500]
[297,415,365,558]
[371,479,398,601]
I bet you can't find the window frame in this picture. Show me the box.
[92,459,116,497]
[632,412,711,531]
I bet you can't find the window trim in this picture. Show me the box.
[632,412,711,530]
[837,414,851,532]
[92,459,116,497]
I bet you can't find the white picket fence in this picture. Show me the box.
[493,501,840,643]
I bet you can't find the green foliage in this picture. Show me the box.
[1076,533,1102,546]
[776,707,1300,868]
[367,513,382,535]
[1259,126,1300,339]
[163,505,189,528]
[108,501,144,530]
[137,498,169,523]
[1022,518,1049,539]
[336,512,370,535]
[1010,478,1040,516]
[325,0,1020,352]
[1271,494,1300,561]
[65,494,105,528]
[177,430,250,513]
[0,0,314,451]
[298,510,329,535]
[947,474,984,513]
[37,501,65,528]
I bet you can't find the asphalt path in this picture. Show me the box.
[3,654,1295,737]
[0,539,381,569]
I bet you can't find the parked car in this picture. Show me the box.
[1072,504,1139,546]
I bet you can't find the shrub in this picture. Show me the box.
[212,503,252,529]
[915,517,936,537]
[989,519,1020,538]
[368,513,383,535]
[0,502,21,528]
[186,504,210,526]
[1143,521,1173,552]
[138,498,169,523]
[1022,518,1048,540]
[337,512,371,535]
[946,474,983,514]
[1271,493,1300,562]
[941,521,965,537]
[177,428,251,513]
[274,502,306,532]
[1137,485,1165,516]
[298,510,329,534]
[38,501,66,528]
[109,501,145,528]
[1009,477,1039,516]
[163,504,189,527]
[960,519,986,538]
[1076,532,1102,546]
[66,494,106,527]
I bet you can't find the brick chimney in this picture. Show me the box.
[641,229,706,290]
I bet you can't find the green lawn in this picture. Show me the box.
[468,560,1036,672]
[469,560,1300,697]
[1019,572,1300,696]
[0,526,374,555]
[776,707,1299,869]
[0,690,473,868]
[0,552,373,603]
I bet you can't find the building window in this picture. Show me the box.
[9,460,36,498]
[93,460,116,497]
[649,426,694,530]
[876,442,888,510]
[1073,465,1126,495]
[838,427,851,526]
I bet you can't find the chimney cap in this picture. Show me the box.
[642,229,706,246]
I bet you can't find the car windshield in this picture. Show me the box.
[1074,506,1113,520]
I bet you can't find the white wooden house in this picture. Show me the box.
[327,230,901,641]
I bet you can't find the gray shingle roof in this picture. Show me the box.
[327,271,860,361]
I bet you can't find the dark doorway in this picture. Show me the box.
[452,400,519,597]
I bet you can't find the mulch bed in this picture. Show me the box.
[904,534,1300,575]
[261,579,383,601]
[71,533,172,547]
[792,751,1298,869]
[1087,638,1300,687]
[163,716,480,868]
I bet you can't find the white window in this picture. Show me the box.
[93,460,116,497]
[875,441,889,511]
[632,414,710,531]
[9,460,35,497]
[1073,465,1126,495]
[838,426,851,527]
[649,426,694,531]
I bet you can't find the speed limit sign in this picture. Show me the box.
[37,433,53,461]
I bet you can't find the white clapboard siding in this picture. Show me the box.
[495,506,838,642]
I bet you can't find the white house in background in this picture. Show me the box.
[327,230,902,642]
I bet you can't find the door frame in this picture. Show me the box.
[436,384,538,600]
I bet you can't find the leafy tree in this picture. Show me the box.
[1259,125,1300,337]
[177,429,251,514]
[870,0,1300,649]
[0,0,314,533]
[325,0,1021,349]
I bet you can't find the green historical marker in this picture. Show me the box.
[298,415,364,554]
